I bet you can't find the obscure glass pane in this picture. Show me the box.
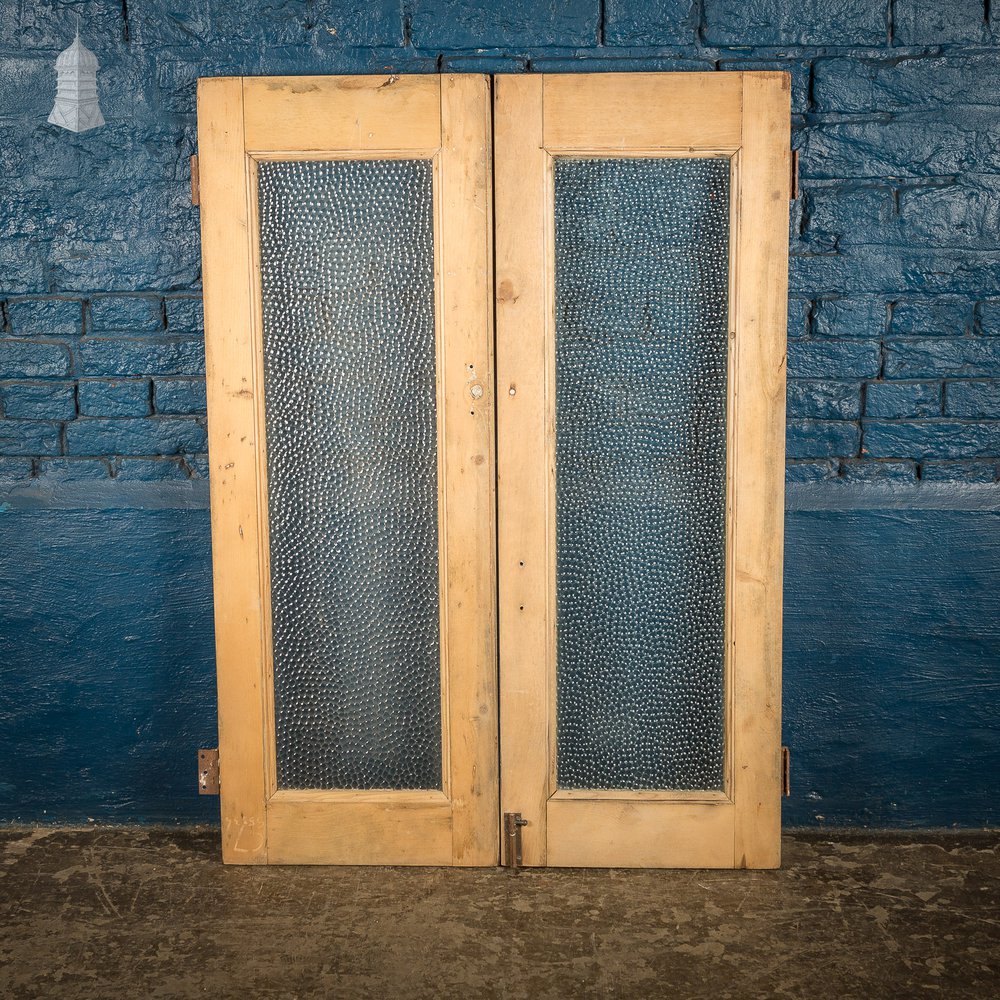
[257,159,441,790]
[554,157,730,791]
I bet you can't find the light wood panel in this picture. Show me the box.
[547,800,735,869]
[243,75,440,151]
[731,73,790,869]
[438,74,499,866]
[198,77,268,865]
[543,73,742,151]
[495,75,551,868]
[267,793,452,865]
[550,788,731,803]
[202,70,787,869]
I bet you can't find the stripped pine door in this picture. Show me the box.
[197,75,498,864]
[494,73,790,868]
[199,72,789,868]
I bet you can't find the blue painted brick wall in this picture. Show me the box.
[1,1,999,827]
[0,0,996,484]
[78,378,152,417]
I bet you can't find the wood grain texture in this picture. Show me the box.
[438,74,499,866]
[494,75,551,867]
[543,73,743,151]
[546,799,735,868]
[266,795,452,865]
[196,77,268,864]
[201,70,786,868]
[731,73,791,869]
[242,75,440,151]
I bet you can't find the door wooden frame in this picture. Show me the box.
[494,73,789,868]
[198,74,498,865]
[199,71,788,868]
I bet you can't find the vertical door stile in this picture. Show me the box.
[198,77,269,864]
[439,74,499,866]
[732,73,790,869]
[495,76,550,867]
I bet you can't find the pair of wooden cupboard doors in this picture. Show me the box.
[197,72,789,868]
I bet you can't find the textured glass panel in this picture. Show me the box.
[258,159,441,790]
[554,157,730,791]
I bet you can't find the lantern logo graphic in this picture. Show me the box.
[48,31,105,134]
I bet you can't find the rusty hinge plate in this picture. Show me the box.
[198,748,219,795]
[190,153,200,207]
[781,746,791,797]
[503,812,528,868]
[790,149,799,201]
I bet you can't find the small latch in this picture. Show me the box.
[503,812,528,868]
[781,746,791,797]
[198,748,220,795]
[190,153,200,207]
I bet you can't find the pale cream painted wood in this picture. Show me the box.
[494,72,789,869]
[198,73,497,866]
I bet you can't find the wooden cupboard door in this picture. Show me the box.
[495,73,790,868]
[197,75,497,865]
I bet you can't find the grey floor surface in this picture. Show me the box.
[1,827,998,999]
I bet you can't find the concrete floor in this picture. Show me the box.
[1,828,998,999]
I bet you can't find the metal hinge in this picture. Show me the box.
[781,746,791,797]
[503,812,529,868]
[190,153,200,207]
[198,748,220,795]
[790,149,799,201]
